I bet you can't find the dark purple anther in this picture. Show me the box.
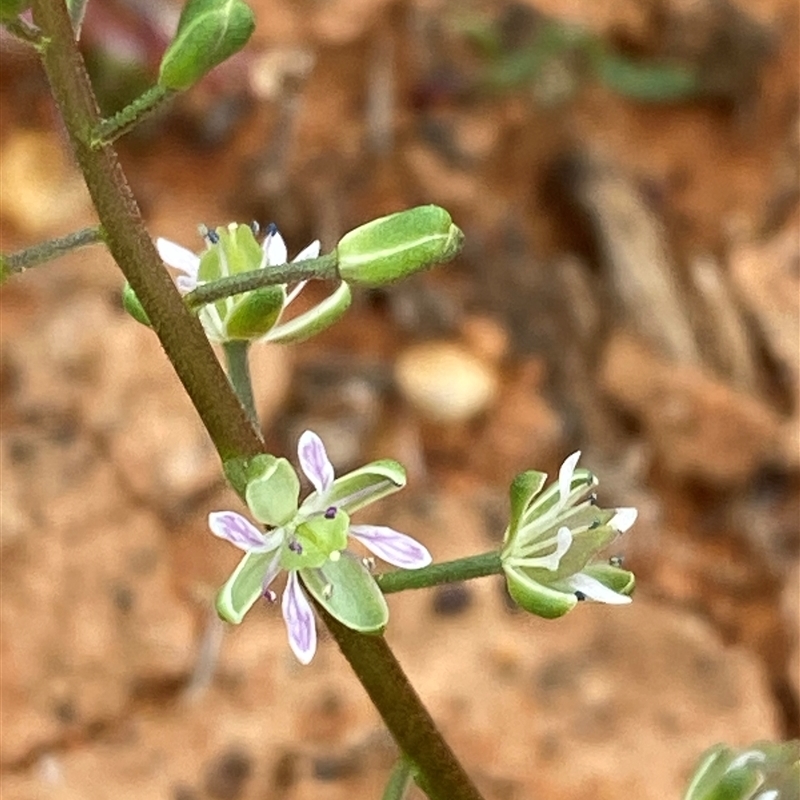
[266,222,278,236]
[589,493,598,506]
[288,539,303,554]
[324,507,337,520]
[263,588,277,603]
[206,228,219,244]
[575,591,587,601]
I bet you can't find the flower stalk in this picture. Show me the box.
[29,4,484,794]
[1,226,105,281]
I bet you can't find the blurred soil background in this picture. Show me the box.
[1,0,799,798]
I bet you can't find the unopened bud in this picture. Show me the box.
[158,0,255,91]
[336,205,463,287]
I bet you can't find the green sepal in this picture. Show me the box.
[300,459,406,516]
[504,470,547,548]
[216,549,275,624]
[224,284,286,339]
[245,455,300,526]
[520,467,597,528]
[301,553,389,634]
[281,511,350,571]
[581,563,636,598]
[158,0,256,91]
[264,282,352,344]
[337,205,464,287]
[121,282,152,327]
[503,564,577,619]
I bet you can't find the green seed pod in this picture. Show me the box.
[121,282,152,328]
[336,205,464,287]
[158,0,256,91]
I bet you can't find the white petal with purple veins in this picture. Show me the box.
[298,430,335,495]
[565,572,632,604]
[282,572,317,664]
[263,229,288,266]
[208,511,282,552]
[348,525,432,568]
[558,451,581,508]
[156,238,200,278]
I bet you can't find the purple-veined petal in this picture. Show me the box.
[208,511,283,552]
[156,238,200,278]
[565,572,632,604]
[348,525,432,569]
[609,507,638,533]
[558,451,581,508]
[293,240,320,262]
[263,228,288,266]
[282,572,317,664]
[298,430,335,494]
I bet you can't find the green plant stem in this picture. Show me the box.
[184,252,340,310]
[382,756,414,800]
[1,226,104,280]
[317,606,484,800]
[31,0,261,468]
[91,84,174,148]
[223,341,257,426]
[378,551,503,594]
[31,4,485,797]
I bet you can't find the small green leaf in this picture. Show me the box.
[503,564,577,619]
[121,282,152,327]
[301,553,389,633]
[337,205,464,287]
[264,281,352,344]
[158,0,256,91]
[216,550,275,624]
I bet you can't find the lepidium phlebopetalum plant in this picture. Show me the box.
[210,430,432,664]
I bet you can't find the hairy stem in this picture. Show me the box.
[184,252,339,310]
[318,606,484,800]
[31,0,260,467]
[30,4,484,797]
[377,551,503,594]
[91,85,174,148]
[1,226,104,280]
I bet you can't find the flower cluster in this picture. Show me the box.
[501,451,637,618]
[210,431,431,664]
